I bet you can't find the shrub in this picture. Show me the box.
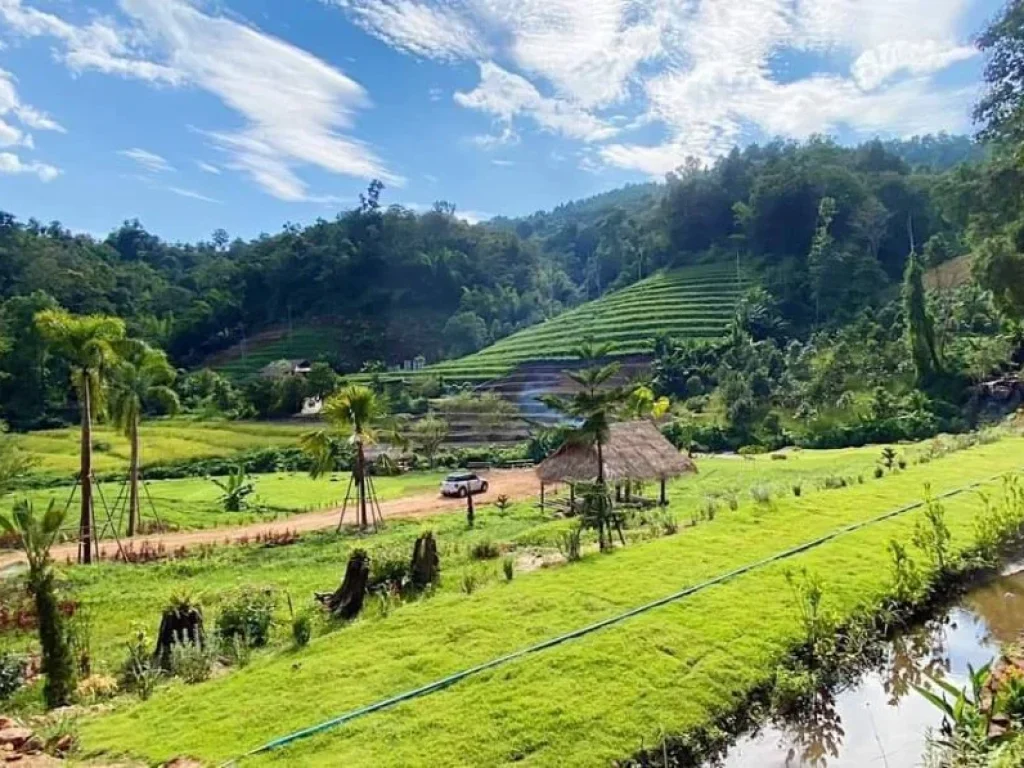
[216,587,276,648]
[750,484,772,505]
[724,491,739,511]
[460,570,478,595]
[792,483,802,497]
[701,497,720,520]
[224,634,252,668]
[558,526,583,562]
[118,629,160,700]
[470,540,501,560]
[494,494,512,515]
[170,642,215,684]
[502,557,514,582]
[656,510,679,535]
[368,550,409,590]
[291,614,312,648]
[0,652,26,700]
[874,466,885,479]
[76,673,118,702]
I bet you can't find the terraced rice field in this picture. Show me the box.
[361,262,747,384]
[207,326,344,382]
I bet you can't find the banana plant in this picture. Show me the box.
[913,663,995,745]
[209,466,255,512]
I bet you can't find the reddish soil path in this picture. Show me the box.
[0,470,540,570]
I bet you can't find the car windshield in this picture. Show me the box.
[446,473,474,482]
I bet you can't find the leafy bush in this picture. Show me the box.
[792,483,802,497]
[0,652,26,700]
[460,570,478,595]
[368,550,409,590]
[470,540,501,560]
[118,628,160,700]
[557,526,583,562]
[216,587,276,648]
[502,557,514,582]
[874,466,885,479]
[750,484,772,504]
[171,642,216,684]
[292,614,312,648]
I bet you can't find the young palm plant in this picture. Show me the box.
[109,339,179,536]
[540,340,625,485]
[0,499,75,707]
[35,309,125,564]
[301,385,396,531]
[210,466,255,512]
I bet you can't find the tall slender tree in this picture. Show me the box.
[0,499,74,707]
[903,250,944,385]
[301,384,393,531]
[35,310,125,564]
[108,339,179,536]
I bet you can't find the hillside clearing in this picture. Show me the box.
[76,435,1024,766]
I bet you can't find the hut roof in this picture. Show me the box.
[535,420,697,484]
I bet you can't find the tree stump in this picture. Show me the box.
[409,532,440,590]
[153,604,204,669]
[315,549,370,620]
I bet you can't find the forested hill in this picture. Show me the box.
[0,131,1012,427]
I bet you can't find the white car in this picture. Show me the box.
[441,472,489,497]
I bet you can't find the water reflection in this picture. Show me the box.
[715,566,1024,768]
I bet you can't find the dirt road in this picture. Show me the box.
[0,469,540,570]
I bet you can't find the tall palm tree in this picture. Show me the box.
[109,339,179,536]
[541,340,624,484]
[301,384,392,531]
[35,309,125,564]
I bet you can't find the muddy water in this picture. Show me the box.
[716,562,1024,767]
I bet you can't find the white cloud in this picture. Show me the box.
[119,147,173,173]
[166,185,220,203]
[196,160,220,174]
[491,158,514,166]
[333,0,487,61]
[851,40,977,91]
[455,61,617,142]
[0,150,58,180]
[1,0,398,200]
[0,68,63,150]
[0,0,183,84]
[332,0,983,176]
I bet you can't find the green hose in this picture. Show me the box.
[220,469,1016,766]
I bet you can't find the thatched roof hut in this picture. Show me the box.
[536,420,696,485]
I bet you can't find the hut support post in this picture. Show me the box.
[659,478,667,506]
[569,483,575,512]
[540,482,545,514]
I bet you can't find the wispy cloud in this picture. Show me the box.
[0,150,58,181]
[196,161,221,174]
[329,0,983,176]
[0,69,63,153]
[119,147,173,173]
[491,158,514,166]
[1,0,399,200]
[166,185,220,203]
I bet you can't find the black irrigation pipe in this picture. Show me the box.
[220,468,1021,766]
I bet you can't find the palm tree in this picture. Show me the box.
[35,309,125,564]
[301,384,393,531]
[541,341,624,484]
[108,339,179,536]
[0,499,75,707]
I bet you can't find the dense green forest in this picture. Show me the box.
[0,130,1019,432]
[2,13,1024,444]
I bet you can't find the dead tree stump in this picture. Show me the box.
[409,532,440,590]
[316,549,370,620]
[153,604,204,669]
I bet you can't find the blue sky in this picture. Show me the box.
[0,0,1004,243]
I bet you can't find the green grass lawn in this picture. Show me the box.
[0,470,446,542]
[11,419,310,477]
[66,434,1024,765]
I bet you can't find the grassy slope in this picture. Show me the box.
[355,263,746,384]
[0,471,444,539]
[11,420,309,477]
[207,326,346,382]
[77,436,1024,765]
